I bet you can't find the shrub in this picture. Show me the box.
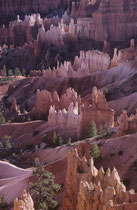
[29,159,60,210]
[88,121,97,138]
[0,195,8,209]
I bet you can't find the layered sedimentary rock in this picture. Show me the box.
[63,148,137,210]
[111,39,137,67]
[117,109,137,137]
[48,102,80,138]
[34,87,81,117]
[71,0,100,20]
[70,0,137,42]
[30,50,110,78]
[14,190,34,210]
[48,87,114,138]
[79,87,114,138]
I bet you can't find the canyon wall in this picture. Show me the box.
[0,0,70,25]
[63,148,137,210]
[111,39,137,67]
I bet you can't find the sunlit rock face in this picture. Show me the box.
[14,190,34,210]
[63,148,137,210]
[47,87,114,139]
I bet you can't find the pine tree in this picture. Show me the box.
[22,68,26,76]
[29,159,60,210]
[2,65,7,76]
[14,67,21,76]
[8,69,13,76]
[59,136,63,146]
[0,112,5,125]
[88,121,97,137]
[90,144,101,159]
[67,137,72,146]
[52,132,58,147]
[0,195,8,209]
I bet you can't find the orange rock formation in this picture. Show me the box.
[63,148,137,210]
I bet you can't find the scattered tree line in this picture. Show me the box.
[1,65,26,77]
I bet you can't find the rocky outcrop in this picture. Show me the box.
[117,109,137,137]
[48,102,80,138]
[75,0,137,42]
[73,50,110,74]
[111,39,137,67]
[79,87,115,138]
[11,98,18,112]
[63,148,137,210]
[34,88,81,118]
[71,0,100,20]
[30,50,110,78]
[14,190,34,210]
[48,87,114,139]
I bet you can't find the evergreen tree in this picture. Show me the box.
[90,144,101,159]
[0,112,5,125]
[29,159,60,210]
[2,65,7,76]
[8,69,13,76]
[59,136,63,146]
[88,121,97,137]
[22,68,26,76]
[14,67,21,76]
[67,137,72,146]
[0,195,8,209]
[52,132,58,147]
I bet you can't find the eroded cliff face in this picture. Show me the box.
[117,109,137,137]
[0,0,70,25]
[63,148,137,210]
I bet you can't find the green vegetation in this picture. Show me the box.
[14,67,22,76]
[2,65,7,76]
[0,112,5,125]
[29,159,60,210]
[59,136,63,146]
[0,195,8,210]
[67,137,72,146]
[0,77,15,85]
[8,69,13,76]
[90,144,101,160]
[51,132,64,147]
[88,121,97,138]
